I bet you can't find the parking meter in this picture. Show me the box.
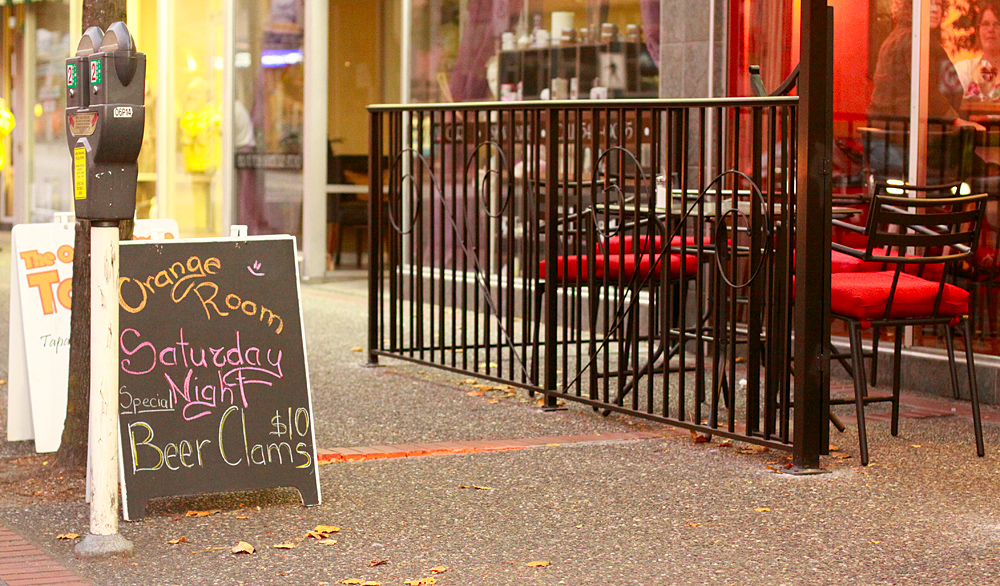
[65,21,145,223]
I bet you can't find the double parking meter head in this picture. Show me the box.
[65,22,145,223]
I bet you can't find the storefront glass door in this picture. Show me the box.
[232,0,305,238]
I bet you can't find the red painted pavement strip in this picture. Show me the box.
[0,527,95,586]
[317,430,671,464]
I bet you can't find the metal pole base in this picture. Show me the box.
[74,533,134,560]
[784,466,829,476]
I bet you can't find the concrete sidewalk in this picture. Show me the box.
[2,257,1000,585]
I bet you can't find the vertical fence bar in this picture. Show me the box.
[368,110,383,366]
[543,107,560,407]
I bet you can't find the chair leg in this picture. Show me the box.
[891,325,902,437]
[868,326,880,394]
[529,283,544,390]
[944,323,962,400]
[849,321,871,466]
[959,318,986,457]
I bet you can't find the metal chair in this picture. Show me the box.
[829,188,988,465]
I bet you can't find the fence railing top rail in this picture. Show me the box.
[367,96,799,113]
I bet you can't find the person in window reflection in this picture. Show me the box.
[869,0,968,123]
[955,3,1000,100]
[867,0,981,180]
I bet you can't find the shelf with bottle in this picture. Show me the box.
[497,22,656,102]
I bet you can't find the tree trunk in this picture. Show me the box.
[57,1,129,469]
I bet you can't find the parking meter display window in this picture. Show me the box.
[67,63,78,89]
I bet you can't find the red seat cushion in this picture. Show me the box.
[828,247,945,280]
[539,250,700,283]
[602,253,700,280]
[605,235,713,254]
[538,255,601,282]
[831,250,866,273]
[830,271,969,319]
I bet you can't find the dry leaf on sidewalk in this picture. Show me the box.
[167,537,187,545]
[429,566,449,574]
[404,579,437,586]
[369,557,390,567]
[186,510,221,517]
[459,485,491,490]
[273,542,297,549]
[56,533,79,540]
[350,346,363,352]
[526,561,550,567]
[231,541,255,554]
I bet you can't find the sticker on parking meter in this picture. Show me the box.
[66,63,78,89]
[74,147,86,200]
[90,59,101,85]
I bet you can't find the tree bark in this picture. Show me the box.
[57,1,129,469]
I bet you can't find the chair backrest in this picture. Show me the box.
[862,182,987,271]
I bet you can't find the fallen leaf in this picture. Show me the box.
[369,557,390,567]
[318,539,339,545]
[305,531,327,540]
[754,508,771,512]
[870,540,882,544]
[466,391,484,397]
[338,581,364,586]
[429,566,449,574]
[186,510,221,517]
[474,384,494,392]
[350,346,363,352]
[689,430,710,444]
[831,453,852,460]
[684,522,700,527]
[314,525,341,534]
[527,561,550,567]
[910,445,921,448]
[459,485,491,490]
[273,542,297,549]
[167,537,187,545]
[719,440,733,448]
[404,579,437,586]
[231,541,255,554]
[829,445,840,451]
[574,525,583,529]
[235,515,250,519]
[459,379,477,385]
[56,533,79,540]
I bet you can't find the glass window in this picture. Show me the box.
[410,0,660,103]
[167,0,225,237]
[233,0,305,238]
[30,2,71,222]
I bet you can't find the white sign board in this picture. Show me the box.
[7,219,180,452]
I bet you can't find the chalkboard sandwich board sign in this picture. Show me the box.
[117,235,320,520]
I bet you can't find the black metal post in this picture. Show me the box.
[367,110,383,367]
[543,108,560,408]
[792,2,833,471]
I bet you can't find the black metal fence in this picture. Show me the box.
[367,97,809,453]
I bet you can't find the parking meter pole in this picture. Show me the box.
[76,222,132,557]
[67,21,144,560]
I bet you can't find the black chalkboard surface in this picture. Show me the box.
[117,236,320,521]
